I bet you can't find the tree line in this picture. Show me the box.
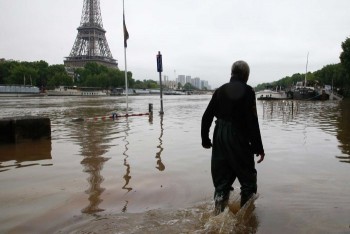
[0,60,158,90]
[255,37,350,97]
[0,59,201,91]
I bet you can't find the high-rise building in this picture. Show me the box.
[201,80,209,89]
[177,75,186,85]
[185,76,191,84]
[193,77,201,89]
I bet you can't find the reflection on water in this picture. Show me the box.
[155,115,165,171]
[75,121,111,214]
[261,100,339,128]
[122,200,129,213]
[0,139,52,172]
[335,156,350,163]
[262,100,296,123]
[68,105,118,214]
[261,99,350,164]
[122,120,132,193]
[335,99,350,163]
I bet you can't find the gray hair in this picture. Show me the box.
[230,60,250,83]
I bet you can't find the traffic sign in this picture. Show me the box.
[156,51,163,72]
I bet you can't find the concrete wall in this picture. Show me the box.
[0,116,51,144]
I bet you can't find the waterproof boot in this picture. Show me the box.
[240,193,254,208]
[240,179,257,208]
[214,193,230,215]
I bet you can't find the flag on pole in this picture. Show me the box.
[123,14,129,48]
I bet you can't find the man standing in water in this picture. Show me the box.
[201,60,265,214]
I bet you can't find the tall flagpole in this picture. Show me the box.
[123,0,128,114]
[305,52,309,87]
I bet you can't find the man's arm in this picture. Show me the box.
[201,92,216,149]
[245,87,265,156]
[256,153,265,163]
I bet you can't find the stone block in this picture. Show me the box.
[0,116,51,144]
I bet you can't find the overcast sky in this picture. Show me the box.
[1,0,349,88]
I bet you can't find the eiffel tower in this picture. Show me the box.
[64,0,118,69]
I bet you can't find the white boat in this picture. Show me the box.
[132,89,161,95]
[0,85,42,97]
[256,87,291,100]
[164,90,186,95]
[81,89,106,96]
[149,89,161,95]
[134,89,151,95]
[47,86,107,96]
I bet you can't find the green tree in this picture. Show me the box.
[127,71,135,88]
[84,62,108,75]
[74,62,134,88]
[340,37,350,74]
[183,82,197,90]
[47,73,73,88]
[0,60,20,84]
[313,64,346,88]
[0,60,138,90]
[32,60,49,88]
[133,79,158,89]
[108,69,124,87]
[7,64,37,85]
[46,64,72,89]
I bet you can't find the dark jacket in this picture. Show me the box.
[201,80,264,154]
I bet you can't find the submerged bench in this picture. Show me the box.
[0,116,51,144]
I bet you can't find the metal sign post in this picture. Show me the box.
[157,51,164,115]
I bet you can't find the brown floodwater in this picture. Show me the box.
[0,96,349,233]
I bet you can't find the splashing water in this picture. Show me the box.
[61,192,259,234]
[197,193,259,234]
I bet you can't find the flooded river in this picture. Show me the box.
[0,95,349,233]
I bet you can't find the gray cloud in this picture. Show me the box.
[1,0,349,88]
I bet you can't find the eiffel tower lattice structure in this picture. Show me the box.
[64,0,118,69]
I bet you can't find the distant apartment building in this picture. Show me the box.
[193,77,201,89]
[162,73,211,90]
[201,80,211,90]
[185,75,191,84]
[177,75,186,85]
